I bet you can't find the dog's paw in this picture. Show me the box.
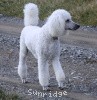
[22,78,28,83]
[58,82,64,90]
[43,86,50,91]
[59,86,64,90]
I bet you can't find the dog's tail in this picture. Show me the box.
[23,3,39,26]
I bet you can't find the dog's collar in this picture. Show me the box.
[52,37,58,40]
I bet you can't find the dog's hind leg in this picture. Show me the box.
[38,57,50,90]
[18,37,28,83]
[52,57,65,89]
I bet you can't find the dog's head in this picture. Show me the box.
[47,9,80,37]
[65,17,80,31]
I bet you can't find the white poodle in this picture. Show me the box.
[18,3,80,90]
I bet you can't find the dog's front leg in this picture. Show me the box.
[38,57,49,91]
[52,57,65,89]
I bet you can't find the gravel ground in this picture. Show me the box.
[0,14,97,31]
[0,31,97,99]
[0,14,44,27]
[0,15,97,100]
[0,14,23,26]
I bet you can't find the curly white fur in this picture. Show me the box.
[24,3,39,26]
[18,3,80,90]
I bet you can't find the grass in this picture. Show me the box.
[0,89,21,100]
[0,0,97,25]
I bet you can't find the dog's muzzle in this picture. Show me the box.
[73,24,80,30]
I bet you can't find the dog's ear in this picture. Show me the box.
[48,14,65,37]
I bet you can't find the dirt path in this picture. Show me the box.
[1,22,97,48]
[0,22,97,100]
[0,75,97,100]
[0,22,22,35]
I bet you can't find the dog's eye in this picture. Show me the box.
[66,19,70,23]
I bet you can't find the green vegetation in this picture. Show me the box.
[0,89,21,100]
[0,0,97,25]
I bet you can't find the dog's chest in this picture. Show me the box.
[41,39,60,58]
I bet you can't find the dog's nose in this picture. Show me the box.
[77,24,80,29]
[74,24,80,30]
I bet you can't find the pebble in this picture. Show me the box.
[61,44,97,62]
